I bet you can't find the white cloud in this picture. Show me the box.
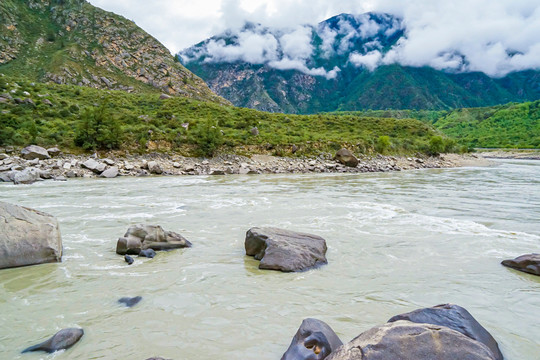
[279,26,314,60]
[349,51,383,71]
[88,0,540,77]
[204,31,279,64]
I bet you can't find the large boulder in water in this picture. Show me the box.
[116,224,192,255]
[388,304,503,360]
[334,148,358,167]
[326,320,496,360]
[20,145,50,160]
[281,318,343,360]
[245,227,328,272]
[0,201,62,269]
[501,254,540,276]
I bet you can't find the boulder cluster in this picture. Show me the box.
[0,145,469,185]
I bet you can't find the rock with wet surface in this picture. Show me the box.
[281,318,343,360]
[22,328,83,353]
[0,201,62,270]
[116,224,192,255]
[326,320,496,360]
[388,304,503,360]
[245,227,327,272]
[501,254,540,276]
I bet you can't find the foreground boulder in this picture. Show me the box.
[20,145,50,160]
[245,227,327,272]
[0,202,62,269]
[326,320,496,360]
[22,328,83,353]
[334,149,358,167]
[116,224,192,255]
[501,254,540,276]
[281,318,343,360]
[388,304,503,360]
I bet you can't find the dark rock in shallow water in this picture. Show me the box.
[118,296,142,308]
[22,328,84,353]
[502,254,540,276]
[146,357,171,360]
[116,224,192,255]
[388,304,503,360]
[281,318,343,360]
[139,249,156,258]
[245,227,327,272]
[326,321,496,360]
[124,255,134,265]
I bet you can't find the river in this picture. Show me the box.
[0,159,539,359]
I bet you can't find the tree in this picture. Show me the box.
[74,99,122,150]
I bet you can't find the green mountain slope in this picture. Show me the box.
[181,13,540,113]
[0,74,453,156]
[0,0,228,104]
[335,100,540,149]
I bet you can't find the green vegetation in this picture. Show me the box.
[0,75,454,157]
[333,101,540,149]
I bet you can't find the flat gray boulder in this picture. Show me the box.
[388,304,503,360]
[502,254,540,276]
[0,202,62,269]
[82,159,105,174]
[21,145,50,160]
[100,167,119,178]
[116,224,192,255]
[326,320,496,360]
[245,227,328,272]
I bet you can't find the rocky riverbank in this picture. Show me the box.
[475,149,540,160]
[0,145,493,184]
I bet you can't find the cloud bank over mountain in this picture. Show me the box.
[90,0,540,77]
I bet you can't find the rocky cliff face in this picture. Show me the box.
[0,0,229,104]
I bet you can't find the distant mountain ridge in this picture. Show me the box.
[180,13,540,113]
[0,0,228,104]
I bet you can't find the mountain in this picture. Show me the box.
[180,13,540,113]
[0,0,228,104]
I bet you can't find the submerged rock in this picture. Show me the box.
[139,249,156,258]
[501,254,540,276]
[116,224,192,255]
[245,227,327,272]
[118,296,142,308]
[124,255,134,265]
[326,321,496,360]
[22,328,83,353]
[0,201,62,270]
[388,304,503,360]
[281,318,343,360]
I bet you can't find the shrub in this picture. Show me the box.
[428,135,445,155]
[74,100,122,150]
[376,135,392,154]
[189,119,223,157]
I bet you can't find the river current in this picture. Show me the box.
[0,159,539,359]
